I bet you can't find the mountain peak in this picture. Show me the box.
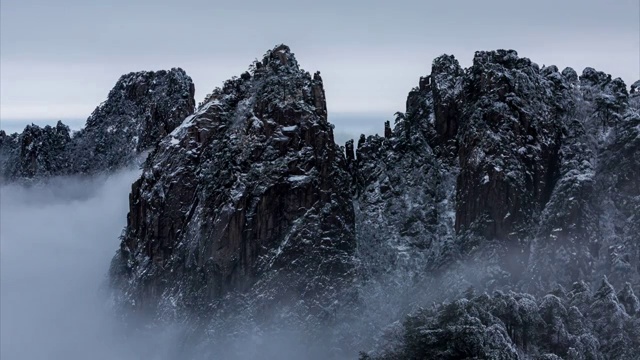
[472,49,529,68]
[255,44,300,73]
[110,44,351,322]
[0,68,195,182]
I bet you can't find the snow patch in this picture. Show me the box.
[288,175,309,182]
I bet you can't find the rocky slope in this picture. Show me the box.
[352,50,640,358]
[0,68,195,182]
[0,121,71,180]
[109,46,356,330]
[354,50,639,292]
[104,46,639,358]
[3,43,638,358]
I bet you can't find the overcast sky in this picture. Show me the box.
[1,0,639,139]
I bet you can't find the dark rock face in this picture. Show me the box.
[110,45,355,323]
[352,50,639,294]
[70,69,195,174]
[5,43,634,357]
[353,50,567,282]
[355,52,640,358]
[456,50,563,243]
[430,54,464,154]
[0,122,71,181]
[529,118,598,286]
[0,131,17,179]
[352,107,456,283]
[0,68,195,183]
[596,109,640,285]
[528,70,637,291]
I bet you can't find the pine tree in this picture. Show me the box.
[539,294,569,355]
[589,277,630,359]
[568,281,592,315]
[617,283,640,316]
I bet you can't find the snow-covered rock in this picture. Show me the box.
[109,45,356,331]
[4,43,638,358]
[0,68,195,182]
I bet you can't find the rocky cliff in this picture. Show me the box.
[3,43,637,358]
[354,50,640,359]
[98,46,639,358]
[353,49,639,291]
[109,45,356,327]
[0,68,195,183]
[0,122,71,180]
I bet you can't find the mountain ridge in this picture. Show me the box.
[2,44,639,359]
[0,68,195,182]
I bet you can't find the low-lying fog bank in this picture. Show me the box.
[0,170,150,360]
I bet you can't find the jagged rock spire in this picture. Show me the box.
[110,45,354,327]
